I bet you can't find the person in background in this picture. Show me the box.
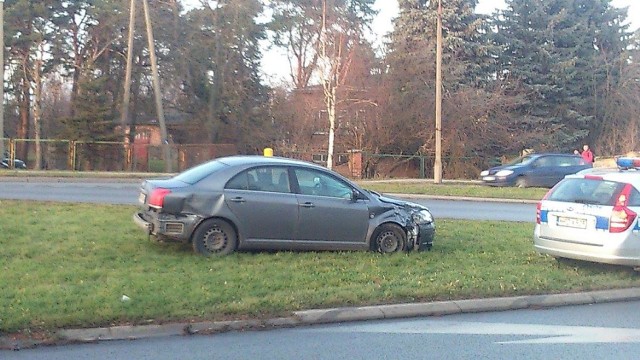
[581,144,594,163]
[573,149,580,155]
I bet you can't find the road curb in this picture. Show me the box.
[4,288,640,350]
[391,193,539,204]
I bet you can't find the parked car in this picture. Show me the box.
[1,157,26,169]
[133,155,435,256]
[534,157,640,267]
[480,153,591,188]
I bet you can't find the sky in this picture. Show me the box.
[182,0,640,85]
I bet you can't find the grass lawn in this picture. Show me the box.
[2,200,640,335]
[359,181,549,200]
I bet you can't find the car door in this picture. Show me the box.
[224,166,298,242]
[528,155,560,187]
[292,167,370,244]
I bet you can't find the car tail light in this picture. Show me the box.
[536,189,552,224]
[148,188,171,209]
[610,184,637,233]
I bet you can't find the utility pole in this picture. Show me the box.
[121,0,136,171]
[142,0,172,173]
[0,0,4,160]
[434,0,443,184]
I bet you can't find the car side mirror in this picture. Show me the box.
[351,189,366,202]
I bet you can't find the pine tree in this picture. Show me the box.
[493,0,631,150]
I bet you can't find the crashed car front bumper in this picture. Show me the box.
[406,222,435,251]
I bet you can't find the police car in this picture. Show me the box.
[534,157,640,267]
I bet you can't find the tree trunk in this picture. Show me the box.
[326,85,336,170]
[17,65,31,161]
[32,57,43,170]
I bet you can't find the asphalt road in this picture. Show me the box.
[4,300,639,359]
[0,179,537,222]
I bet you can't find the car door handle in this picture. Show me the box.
[230,197,246,203]
[299,202,315,208]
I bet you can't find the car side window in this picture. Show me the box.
[533,157,548,167]
[294,168,352,199]
[226,167,291,193]
[225,171,256,191]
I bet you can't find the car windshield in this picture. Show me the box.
[506,155,535,166]
[173,160,228,184]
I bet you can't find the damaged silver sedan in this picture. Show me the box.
[133,155,435,256]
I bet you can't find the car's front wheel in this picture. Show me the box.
[192,219,237,256]
[372,223,407,254]
[516,177,529,188]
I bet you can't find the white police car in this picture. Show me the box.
[534,157,640,267]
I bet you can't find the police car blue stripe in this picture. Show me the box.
[595,216,609,230]
[540,209,548,223]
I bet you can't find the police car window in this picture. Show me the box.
[627,188,640,206]
[548,179,623,205]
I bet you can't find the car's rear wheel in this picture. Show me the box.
[372,223,407,254]
[516,177,528,188]
[192,219,237,256]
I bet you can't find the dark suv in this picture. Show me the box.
[480,153,591,188]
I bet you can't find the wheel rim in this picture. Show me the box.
[377,230,400,253]
[203,227,227,253]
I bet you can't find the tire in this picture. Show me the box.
[192,219,237,256]
[372,223,407,254]
[516,177,528,188]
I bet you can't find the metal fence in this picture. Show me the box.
[2,138,238,173]
[2,138,501,179]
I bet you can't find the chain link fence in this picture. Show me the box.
[2,138,503,179]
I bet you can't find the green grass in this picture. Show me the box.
[359,181,549,200]
[2,200,640,335]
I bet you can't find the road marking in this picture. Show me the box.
[311,321,640,344]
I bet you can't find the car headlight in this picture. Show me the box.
[480,170,489,176]
[495,170,514,177]
[412,209,434,224]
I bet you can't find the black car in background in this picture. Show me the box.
[1,158,26,169]
[134,155,435,256]
[480,153,591,188]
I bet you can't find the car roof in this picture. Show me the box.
[529,153,581,158]
[567,168,640,185]
[216,155,326,169]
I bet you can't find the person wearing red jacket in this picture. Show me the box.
[581,144,594,163]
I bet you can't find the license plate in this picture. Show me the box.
[557,216,587,229]
[138,193,146,204]
[483,176,496,181]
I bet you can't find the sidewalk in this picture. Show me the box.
[3,288,640,350]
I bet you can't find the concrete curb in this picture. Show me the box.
[391,193,539,204]
[5,288,640,350]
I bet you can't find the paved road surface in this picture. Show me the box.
[0,179,536,221]
[3,300,639,359]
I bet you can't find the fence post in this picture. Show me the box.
[68,141,75,171]
[420,156,425,179]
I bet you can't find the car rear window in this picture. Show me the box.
[173,160,228,184]
[547,178,625,205]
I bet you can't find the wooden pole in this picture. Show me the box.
[142,0,172,173]
[121,0,136,171]
[434,0,443,184]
